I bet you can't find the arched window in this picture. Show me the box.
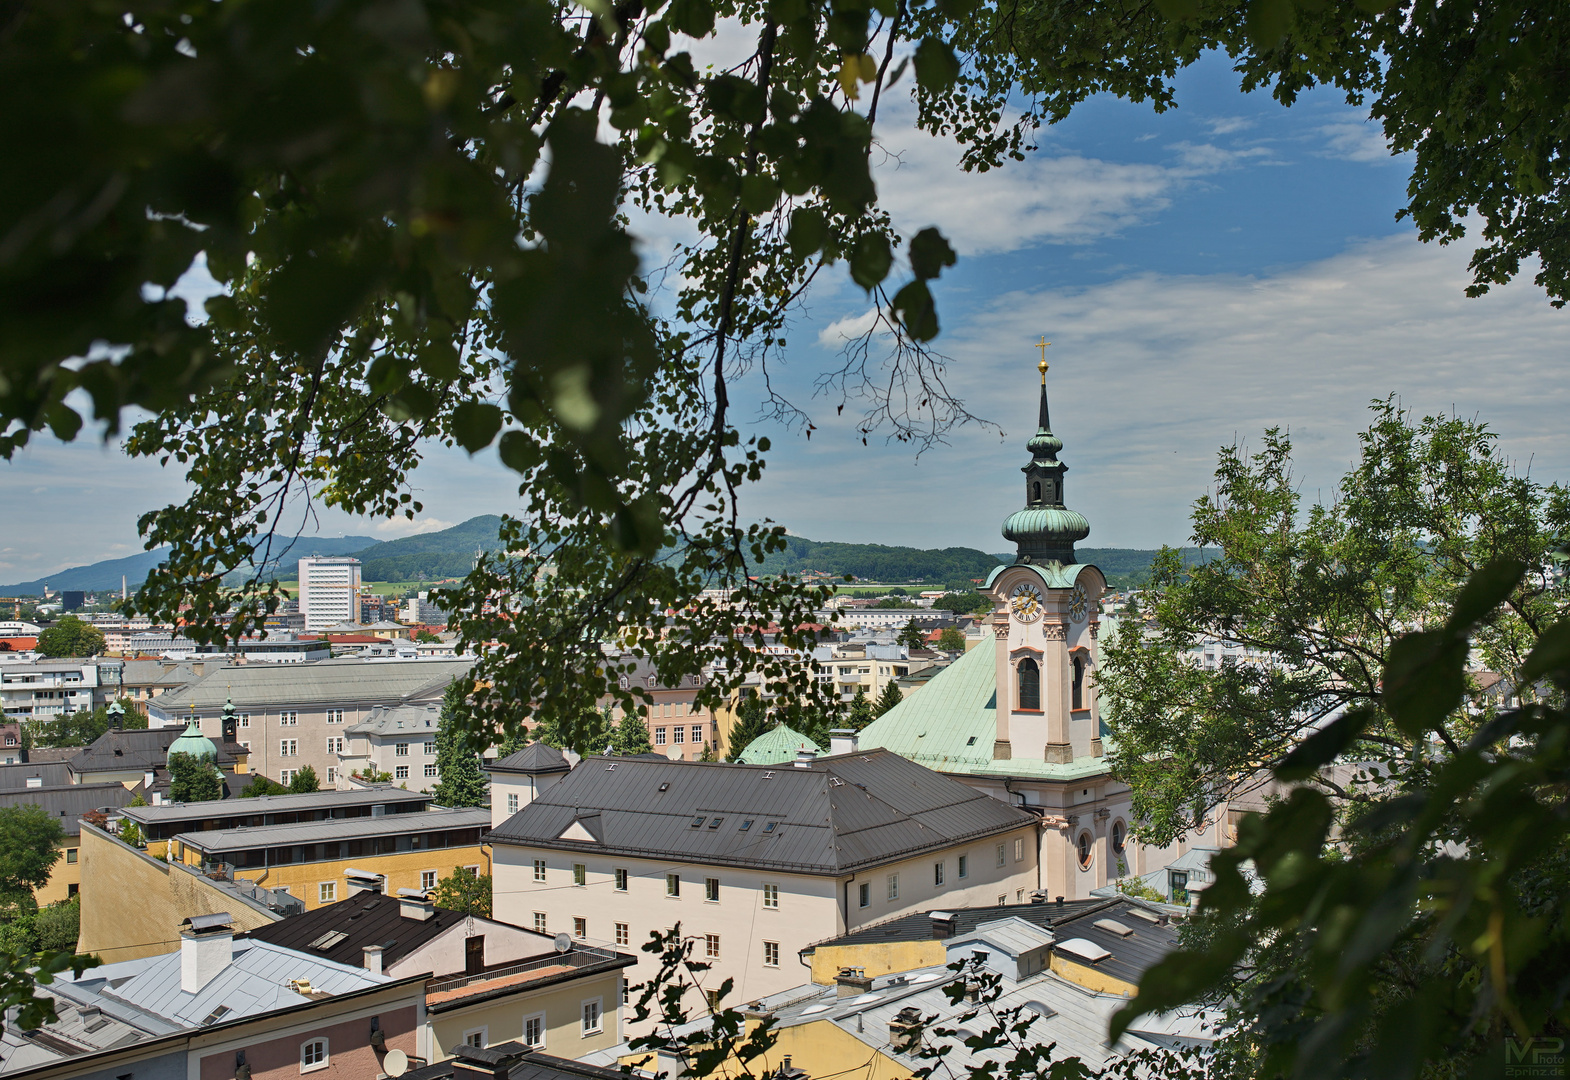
[1017,658,1040,711]
[1077,832,1093,870]
[1111,821,1126,857]
[1032,481,1041,502]
[1071,655,1085,710]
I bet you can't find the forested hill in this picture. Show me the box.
[350,515,508,581]
[752,537,1003,584]
[2,535,373,595]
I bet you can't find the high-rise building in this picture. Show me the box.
[297,557,362,631]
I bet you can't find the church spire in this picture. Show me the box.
[1001,343,1089,565]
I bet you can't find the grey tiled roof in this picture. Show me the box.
[177,805,491,854]
[67,726,240,775]
[121,787,429,826]
[486,750,1037,875]
[0,782,132,835]
[0,760,71,790]
[239,891,475,968]
[151,658,474,711]
[344,702,443,736]
[800,897,1113,954]
[486,742,570,775]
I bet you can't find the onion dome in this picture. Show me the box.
[1002,355,1090,565]
[167,717,218,765]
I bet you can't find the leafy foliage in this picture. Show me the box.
[167,752,222,804]
[846,687,876,730]
[611,709,654,756]
[1112,557,1570,1079]
[751,538,1005,583]
[240,775,290,797]
[936,626,967,652]
[24,698,145,749]
[430,684,488,807]
[34,617,104,658]
[898,618,928,651]
[432,866,491,918]
[33,900,80,955]
[0,807,63,896]
[1099,400,1569,846]
[874,678,905,716]
[724,695,772,761]
[932,591,991,616]
[286,765,320,794]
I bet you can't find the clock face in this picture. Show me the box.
[1068,583,1088,623]
[1010,582,1044,623]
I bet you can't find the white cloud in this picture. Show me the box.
[1317,119,1396,163]
[746,232,1570,550]
[1204,116,1256,135]
[372,517,457,537]
[816,307,887,348]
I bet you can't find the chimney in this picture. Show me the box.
[363,945,384,975]
[929,910,955,938]
[179,913,234,993]
[345,869,384,896]
[397,888,434,921]
[793,748,816,768]
[451,1043,527,1080]
[828,729,858,756]
[835,967,874,998]
[889,1006,925,1054]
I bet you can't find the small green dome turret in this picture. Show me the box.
[167,717,218,765]
[1003,352,1090,565]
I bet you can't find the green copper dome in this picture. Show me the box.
[1002,365,1089,565]
[167,718,218,765]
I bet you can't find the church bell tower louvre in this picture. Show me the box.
[983,340,1107,766]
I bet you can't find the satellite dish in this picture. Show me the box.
[553,933,572,953]
[383,1049,408,1077]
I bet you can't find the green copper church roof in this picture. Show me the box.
[1002,370,1090,564]
[734,724,823,765]
[857,632,1112,782]
[983,560,1103,591]
[166,718,218,765]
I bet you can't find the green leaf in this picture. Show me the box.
[1444,558,1526,634]
[1244,0,1293,47]
[891,279,939,341]
[1520,617,1570,688]
[913,39,961,93]
[1109,932,1249,1043]
[666,0,715,38]
[739,174,780,215]
[1275,707,1373,781]
[788,208,828,258]
[452,402,503,454]
[1150,0,1201,18]
[1383,628,1466,738]
[497,430,542,473]
[418,339,462,382]
[849,233,892,289]
[908,227,956,280]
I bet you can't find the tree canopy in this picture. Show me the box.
[724,694,772,761]
[610,708,654,756]
[25,698,145,749]
[167,752,223,804]
[432,866,492,918]
[937,626,967,652]
[0,807,63,897]
[34,617,104,658]
[897,619,928,651]
[873,678,904,716]
[431,683,488,807]
[287,765,320,793]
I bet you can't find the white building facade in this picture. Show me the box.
[298,557,363,632]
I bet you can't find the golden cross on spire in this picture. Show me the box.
[1036,336,1051,382]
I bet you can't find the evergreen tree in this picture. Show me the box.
[846,687,875,731]
[287,765,320,793]
[873,680,904,718]
[431,683,488,808]
[611,707,652,756]
[724,694,770,762]
[167,752,222,803]
[897,619,927,651]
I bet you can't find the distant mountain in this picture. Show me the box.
[988,547,1216,588]
[352,516,508,582]
[752,537,1004,585]
[2,535,374,595]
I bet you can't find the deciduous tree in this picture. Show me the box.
[167,752,222,804]
[0,807,63,897]
[431,684,488,808]
[432,867,491,918]
[937,626,967,652]
[34,618,104,659]
[287,765,320,793]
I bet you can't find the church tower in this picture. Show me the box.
[983,346,1106,765]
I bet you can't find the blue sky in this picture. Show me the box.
[4,51,1567,583]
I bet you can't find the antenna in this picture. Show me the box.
[553,933,572,953]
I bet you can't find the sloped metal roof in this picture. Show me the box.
[487,741,571,775]
[857,631,1110,782]
[0,782,132,835]
[67,726,240,776]
[486,750,1035,876]
[0,761,71,790]
[122,787,430,826]
[733,724,823,765]
[150,658,474,711]
[240,892,473,967]
[177,806,490,854]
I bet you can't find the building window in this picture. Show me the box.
[762,941,779,967]
[859,882,870,908]
[523,1014,545,1048]
[280,769,295,784]
[581,999,603,1036]
[325,767,336,784]
[326,709,343,724]
[395,765,409,780]
[1111,821,1126,857]
[424,741,436,754]
[424,763,438,778]
[300,1038,328,1073]
[655,728,666,745]
[574,917,587,939]
[325,737,343,753]
[464,1029,486,1049]
[239,714,250,728]
[65,849,78,864]
[1072,655,1086,710]
[958,855,969,879]
[280,711,298,726]
[615,922,629,946]
[672,726,685,744]
[421,870,437,890]
[706,988,721,1011]
[886,874,899,901]
[1078,832,1094,870]
[666,873,680,897]
[533,859,547,882]
[280,739,297,757]
[705,933,720,959]
[395,742,409,756]
[691,725,702,743]
[615,868,629,891]
[762,883,778,909]
[1015,837,1025,861]
[573,863,587,886]
[996,843,1006,867]
[508,794,520,814]
[534,912,548,932]
[1017,658,1040,711]
[705,877,719,902]
[318,882,336,904]
[998,894,1007,905]
[933,861,944,886]
[1169,870,1190,906]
